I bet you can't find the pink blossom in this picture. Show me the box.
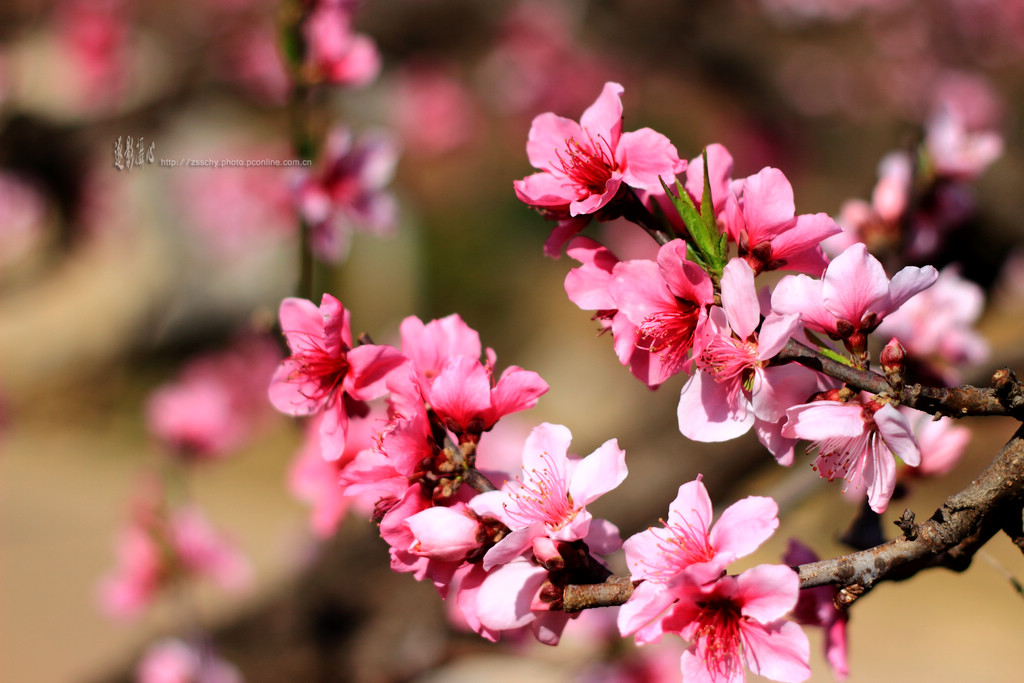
[392,65,481,156]
[0,171,47,276]
[677,258,805,448]
[54,0,131,110]
[900,407,970,479]
[610,239,715,386]
[563,236,653,383]
[875,266,988,385]
[469,422,626,569]
[136,638,241,683]
[470,554,574,645]
[771,242,938,356]
[651,565,810,683]
[925,104,1003,180]
[825,152,911,258]
[782,396,921,513]
[405,503,482,562]
[288,409,381,538]
[514,82,686,217]
[391,314,547,439]
[294,126,399,263]
[784,540,849,680]
[302,2,381,87]
[618,477,779,644]
[147,337,280,460]
[722,166,841,275]
[268,294,405,460]
[100,501,250,619]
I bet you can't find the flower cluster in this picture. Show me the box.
[270,298,632,644]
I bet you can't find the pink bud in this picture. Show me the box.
[406,505,481,562]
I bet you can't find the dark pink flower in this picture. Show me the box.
[268,294,405,460]
[666,565,811,683]
[514,82,686,217]
[610,239,715,386]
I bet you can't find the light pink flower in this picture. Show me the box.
[136,638,241,683]
[784,540,849,681]
[772,242,938,355]
[610,239,715,386]
[723,166,841,275]
[782,396,921,512]
[618,477,779,643]
[294,126,399,263]
[875,265,988,385]
[392,65,481,156]
[677,258,805,446]
[514,82,686,217]
[900,407,970,479]
[405,503,482,562]
[469,422,626,569]
[302,2,381,87]
[268,294,405,460]
[665,565,811,683]
[925,104,1003,180]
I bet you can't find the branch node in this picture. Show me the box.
[834,583,866,611]
[895,509,918,540]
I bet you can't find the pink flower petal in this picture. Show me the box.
[578,82,624,144]
[568,437,627,506]
[709,497,779,561]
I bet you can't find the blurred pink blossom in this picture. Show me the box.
[393,66,481,156]
[100,500,251,619]
[294,126,399,263]
[302,1,380,87]
[136,638,241,683]
[147,336,281,460]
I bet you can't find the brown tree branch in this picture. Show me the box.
[560,423,1024,613]
[776,339,1024,419]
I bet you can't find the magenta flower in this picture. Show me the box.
[610,239,715,386]
[618,477,779,643]
[722,166,842,275]
[677,258,805,447]
[268,294,404,460]
[405,503,482,563]
[771,242,938,356]
[469,422,626,569]
[514,82,686,217]
[294,126,399,263]
[782,396,921,512]
[666,565,811,683]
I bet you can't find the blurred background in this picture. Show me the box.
[4,0,1024,681]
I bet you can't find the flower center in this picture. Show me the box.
[505,451,574,530]
[698,335,759,387]
[635,300,701,370]
[555,134,616,194]
[695,597,744,677]
[289,333,350,404]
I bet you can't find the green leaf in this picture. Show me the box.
[804,330,854,366]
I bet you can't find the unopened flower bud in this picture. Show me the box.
[406,504,481,562]
[881,337,907,392]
